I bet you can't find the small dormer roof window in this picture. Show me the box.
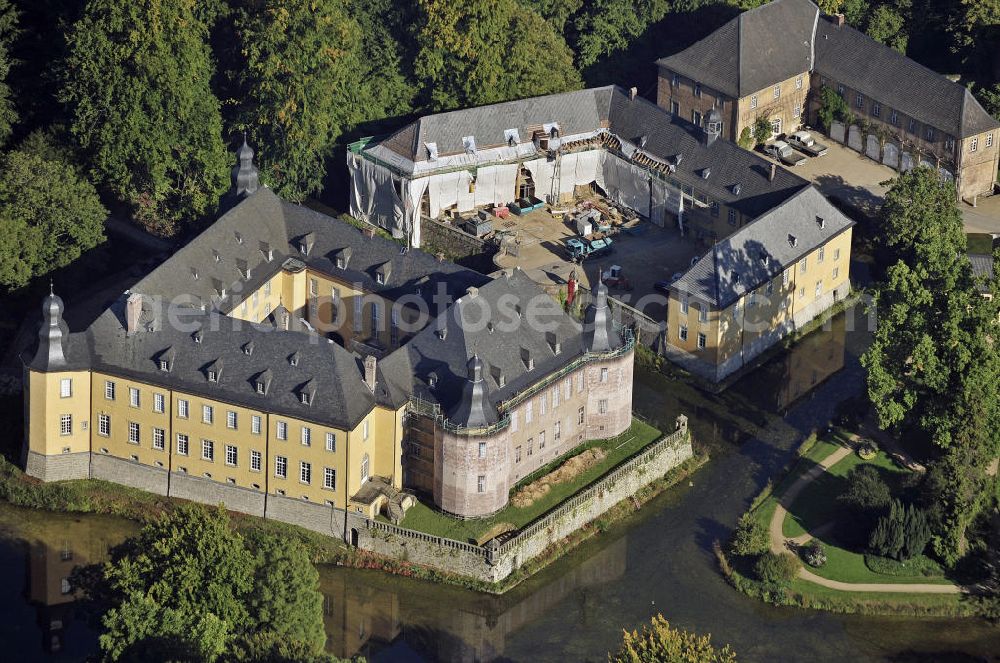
[491,364,505,388]
[255,369,273,395]
[374,261,392,285]
[299,232,315,256]
[437,325,447,340]
[213,249,222,263]
[236,258,250,279]
[288,351,300,367]
[546,331,561,355]
[504,128,520,146]
[816,215,826,229]
[259,241,273,261]
[462,135,477,154]
[212,279,227,298]
[701,167,711,180]
[206,359,223,383]
[788,234,798,248]
[425,142,438,161]
[298,379,316,406]
[191,267,199,280]
[243,341,254,356]
[208,370,218,382]
[521,348,533,371]
[732,183,742,196]
[157,347,175,372]
[193,329,203,343]
[234,231,243,245]
[427,372,438,389]
[334,247,352,270]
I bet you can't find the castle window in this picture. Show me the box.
[697,333,706,350]
[159,359,169,371]
[987,134,994,148]
[105,380,115,401]
[554,421,561,441]
[154,393,165,413]
[226,445,237,466]
[773,84,780,99]
[207,370,217,382]
[872,101,881,118]
[600,367,609,383]
[478,441,487,459]
[855,93,863,108]
[178,399,189,418]
[227,411,237,429]
[326,432,336,452]
[598,399,608,414]
[250,450,261,472]
[795,75,803,89]
[60,414,72,436]
[363,419,370,441]
[277,421,288,440]
[301,426,311,446]
[176,434,189,455]
[679,324,688,341]
[361,454,370,483]
[60,378,72,398]
[890,109,899,126]
[818,247,825,263]
[129,387,140,408]
[202,439,214,461]
[971,137,979,152]
[275,455,287,479]
[539,431,546,449]
[324,467,336,490]
[578,406,585,425]
[299,462,312,485]
[694,83,701,98]
[925,126,935,141]
[153,428,165,450]
[98,414,110,437]
[202,405,213,424]
[750,95,758,110]
[128,421,140,444]
[477,475,485,493]
[515,446,522,462]
[252,415,261,435]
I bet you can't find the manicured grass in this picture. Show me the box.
[396,420,664,543]
[787,578,968,613]
[804,536,952,585]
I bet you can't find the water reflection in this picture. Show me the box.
[321,536,628,661]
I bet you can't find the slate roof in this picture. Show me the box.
[369,86,809,221]
[84,307,379,430]
[969,254,995,293]
[655,0,819,98]
[380,87,615,161]
[673,186,854,308]
[377,269,588,418]
[814,19,999,139]
[133,187,487,313]
[607,92,810,219]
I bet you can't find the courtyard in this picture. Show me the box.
[490,195,701,322]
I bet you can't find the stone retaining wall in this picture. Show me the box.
[170,472,266,518]
[25,450,91,482]
[91,454,168,495]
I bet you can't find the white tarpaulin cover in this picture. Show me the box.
[601,153,650,216]
[349,154,403,234]
[650,177,682,227]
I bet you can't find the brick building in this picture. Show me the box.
[657,0,999,200]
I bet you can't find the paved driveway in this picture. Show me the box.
[493,203,699,321]
[766,136,1000,231]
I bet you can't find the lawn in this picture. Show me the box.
[396,419,664,543]
[787,578,968,613]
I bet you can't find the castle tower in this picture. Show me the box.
[24,288,92,481]
[583,280,622,353]
[448,355,494,428]
[231,135,260,199]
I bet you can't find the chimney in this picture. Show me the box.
[769,163,777,182]
[126,293,142,336]
[833,13,845,27]
[363,355,377,393]
[362,227,375,239]
[628,87,638,101]
[466,286,479,298]
[436,252,445,263]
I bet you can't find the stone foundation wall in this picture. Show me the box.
[355,420,693,585]
[169,472,266,517]
[264,492,346,538]
[25,450,91,482]
[421,218,487,261]
[91,453,168,495]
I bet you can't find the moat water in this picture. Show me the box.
[3,307,999,661]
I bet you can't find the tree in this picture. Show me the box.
[0,145,106,290]
[229,0,364,201]
[864,2,910,53]
[413,0,581,111]
[0,0,19,147]
[839,464,892,513]
[868,499,931,561]
[610,614,737,663]
[730,513,769,557]
[816,84,849,133]
[570,0,670,69]
[60,0,229,236]
[751,116,772,146]
[92,505,332,662]
[753,552,801,588]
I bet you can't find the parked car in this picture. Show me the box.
[786,130,829,157]
[763,140,807,166]
[565,237,590,260]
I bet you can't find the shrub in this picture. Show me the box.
[754,552,801,588]
[738,126,754,149]
[752,116,773,146]
[731,513,769,557]
[802,541,827,568]
[869,499,932,561]
[857,441,878,460]
[864,553,943,578]
[816,84,849,132]
[839,464,891,512]
[610,614,737,663]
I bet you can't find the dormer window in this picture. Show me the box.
[213,249,221,263]
[788,234,798,248]
[298,381,316,406]
[243,341,254,356]
[299,232,315,256]
[236,259,251,279]
[701,167,711,180]
[234,231,243,245]
[732,183,742,196]
[255,369,273,395]
[816,216,826,229]
[193,330,203,343]
[334,247,352,270]
[546,331,561,355]
[521,348,534,371]
[191,267,199,280]
[208,370,217,382]
[336,256,345,269]
[300,393,310,405]
[425,142,438,161]
[376,272,385,285]
[159,359,170,371]
[289,352,299,367]
[504,128,520,146]
[256,382,265,394]
[260,241,273,261]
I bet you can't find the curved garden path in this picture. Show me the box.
[768,442,965,594]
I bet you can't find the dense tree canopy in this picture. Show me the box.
[611,614,737,663]
[0,140,106,290]
[413,0,581,111]
[60,0,229,236]
[92,505,335,662]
